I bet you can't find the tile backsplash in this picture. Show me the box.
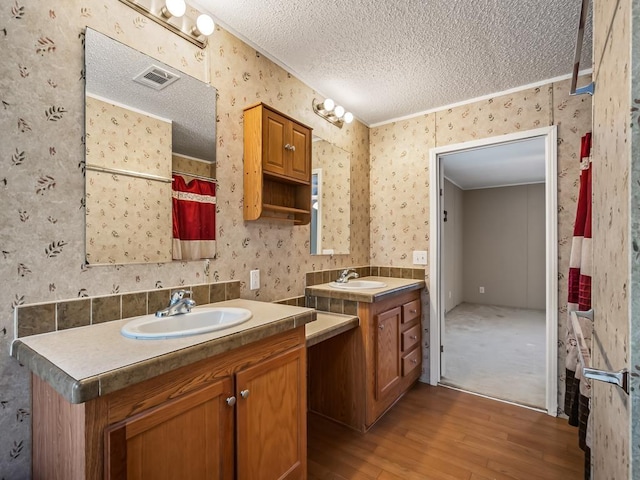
[15,281,241,338]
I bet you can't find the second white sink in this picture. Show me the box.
[121,307,253,339]
[329,280,387,290]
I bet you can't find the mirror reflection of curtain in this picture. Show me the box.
[172,175,217,260]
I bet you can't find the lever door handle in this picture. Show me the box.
[583,367,629,394]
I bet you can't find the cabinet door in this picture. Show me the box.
[236,347,306,480]
[105,378,234,480]
[288,122,311,183]
[375,307,401,399]
[263,109,288,177]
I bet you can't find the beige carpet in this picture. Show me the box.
[441,302,546,409]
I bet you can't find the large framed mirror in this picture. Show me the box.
[310,137,351,255]
[84,28,217,265]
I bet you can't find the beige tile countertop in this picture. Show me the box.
[11,299,315,404]
[305,276,425,303]
[305,312,359,347]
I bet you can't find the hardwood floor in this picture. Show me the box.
[307,383,584,480]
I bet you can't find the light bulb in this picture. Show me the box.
[343,112,354,124]
[321,98,334,112]
[334,105,345,118]
[195,14,215,36]
[162,0,186,18]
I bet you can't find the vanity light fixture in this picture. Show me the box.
[161,0,186,18]
[312,98,354,128]
[119,0,215,49]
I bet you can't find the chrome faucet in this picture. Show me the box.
[335,269,359,284]
[156,290,196,317]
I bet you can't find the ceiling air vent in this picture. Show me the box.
[133,65,180,90]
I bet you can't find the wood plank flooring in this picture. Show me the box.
[307,384,584,480]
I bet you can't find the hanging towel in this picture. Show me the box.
[172,174,217,261]
[564,132,592,480]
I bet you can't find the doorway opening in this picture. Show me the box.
[429,126,558,415]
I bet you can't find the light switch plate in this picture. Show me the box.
[250,269,260,290]
[412,250,428,265]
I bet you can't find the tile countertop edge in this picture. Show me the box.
[305,312,359,347]
[305,278,426,303]
[12,341,100,404]
[12,309,316,404]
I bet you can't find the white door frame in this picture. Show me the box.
[428,125,558,416]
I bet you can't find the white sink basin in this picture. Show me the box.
[329,280,387,290]
[121,307,253,339]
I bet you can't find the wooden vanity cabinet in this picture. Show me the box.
[244,103,312,225]
[104,377,234,480]
[364,290,422,427]
[308,289,422,432]
[32,327,307,480]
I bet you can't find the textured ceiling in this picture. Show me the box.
[85,28,217,162]
[441,136,545,190]
[196,0,592,125]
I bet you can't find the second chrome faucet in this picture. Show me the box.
[335,269,359,284]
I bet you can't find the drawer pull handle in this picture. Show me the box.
[240,389,250,399]
[226,396,236,407]
[410,335,418,340]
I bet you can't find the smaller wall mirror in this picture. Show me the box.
[310,137,351,255]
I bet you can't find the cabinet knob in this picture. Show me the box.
[240,389,250,399]
[411,359,418,364]
[290,145,296,151]
[410,309,418,314]
[410,335,418,340]
[226,396,236,407]
[284,143,292,150]
[379,324,384,330]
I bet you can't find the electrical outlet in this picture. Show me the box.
[250,269,260,290]
[412,250,428,265]
[479,286,485,294]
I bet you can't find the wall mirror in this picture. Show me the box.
[310,137,351,255]
[84,28,217,265]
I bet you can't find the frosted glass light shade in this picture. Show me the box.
[196,14,215,36]
[322,98,335,111]
[343,112,354,124]
[334,105,345,118]
[165,0,186,17]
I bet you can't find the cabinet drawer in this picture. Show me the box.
[402,299,421,324]
[402,348,421,377]
[401,324,420,352]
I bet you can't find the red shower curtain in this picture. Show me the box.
[564,132,592,479]
[172,175,217,261]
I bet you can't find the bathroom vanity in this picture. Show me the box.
[305,277,425,432]
[12,299,315,480]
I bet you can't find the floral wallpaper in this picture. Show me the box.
[85,95,172,176]
[172,153,216,179]
[370,78,592,412]
[312,139,350,254]
[0,1,369,476]
[591,0,633,478]
[85,96,173,264]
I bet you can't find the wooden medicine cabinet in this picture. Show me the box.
[243,103,312,225]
